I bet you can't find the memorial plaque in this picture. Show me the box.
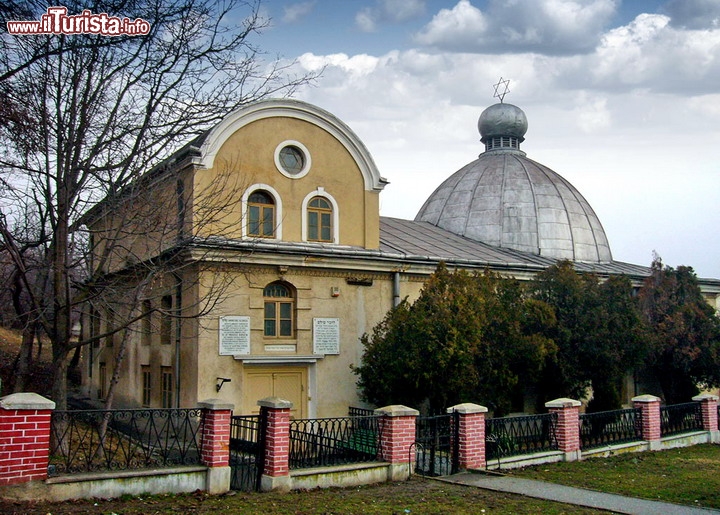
[313,318,340,355]
[219,316,250,355]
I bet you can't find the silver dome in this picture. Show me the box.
[478,103,527,144]
[415,104,612,263]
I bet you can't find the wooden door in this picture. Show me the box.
[243,366,307,419]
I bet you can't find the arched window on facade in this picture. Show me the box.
[307,196,333,242]
[248,190,276,238]
[263,282,294,338]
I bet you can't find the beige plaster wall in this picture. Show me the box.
[193,117,380,249]
[192,266,401,417]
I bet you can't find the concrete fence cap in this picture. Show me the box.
[257,397,293,409]
[0,392,56,411]
[692,393,719,402]
[447,403,488,414]
[198,398,235,410]
[374,405,419,417]
[544,398,581,408]
[632,394,661,403]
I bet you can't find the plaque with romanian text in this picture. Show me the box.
[219,316,250,355]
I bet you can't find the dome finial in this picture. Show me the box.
[493,77,510,103]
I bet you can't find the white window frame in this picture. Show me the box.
[274,140,312,179]
[242,184,283,240]
[301,188,339,244]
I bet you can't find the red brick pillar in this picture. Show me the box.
[198,399,234,494]
[374,405,419,481]
[692,393,719,442]
[0,393,55,485]
[448,403,487,470]
[545,398,581,461]
[258,397,292,492]
[633,394,662,450]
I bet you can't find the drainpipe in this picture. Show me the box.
[393,271,401,307]
[174,273,182,408]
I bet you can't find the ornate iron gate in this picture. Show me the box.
[414,411,459,476]
[229,409,267,492]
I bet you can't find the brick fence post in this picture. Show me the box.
[633,394,662,450]
[692,393,720,443]
[545,398,581,461]
[374,405,419,481]
[447,403,487,470]
[258,397,292,492]
[0,393,55,485]
[198,399,234,494]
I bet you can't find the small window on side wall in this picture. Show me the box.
[263,282,294,338]
[307,197,333,242]
[248,191,276,238]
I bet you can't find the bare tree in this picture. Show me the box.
[83,163,253,410]
[0,0,317,409]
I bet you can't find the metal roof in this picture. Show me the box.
[380,217,650,277]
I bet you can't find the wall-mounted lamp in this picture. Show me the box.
[216,377,231,392]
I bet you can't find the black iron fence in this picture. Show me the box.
[49,408,202,476]
[289,415,380,469]
[414,412,459,477]
[230,414,263,449]
[485,413,558,461]
[580,408,642,449]
[229,413,265,492]
[661,402,703,437]
[348,406,375,418]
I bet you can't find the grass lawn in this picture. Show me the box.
[508,443,720,509]
[1,448,718,515]
[0,476,605,514]
[4,445,720,514]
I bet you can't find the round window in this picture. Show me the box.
[274,140,311,179]
[279,145,305,174]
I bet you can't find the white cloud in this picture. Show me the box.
[355,0,426,32]
[283,3,720,278]
[380,0,426,21]
[413,0,487,48]
[572,93,611,132]
[297,52,381,77]
[414,0,618,55]
[355,8,377,32]
[282,1,316,23]
[663,0,720,29]
[585,13,720,95]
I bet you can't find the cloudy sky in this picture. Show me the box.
[255,0,720,279]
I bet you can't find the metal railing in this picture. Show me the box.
[49,408,202,476]
[229,414,264,492]
[289,415,380,469]
[485,413,558,461]
[414,412,459,477]
[661,402,702,437]
[348,406,375,418]
[230,414,262,450]
[580,408,642,449]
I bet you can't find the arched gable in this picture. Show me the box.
[198,99,387,192]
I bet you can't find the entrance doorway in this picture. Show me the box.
[243,366,307,419]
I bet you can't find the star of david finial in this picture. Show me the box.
[493,77,510,103]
